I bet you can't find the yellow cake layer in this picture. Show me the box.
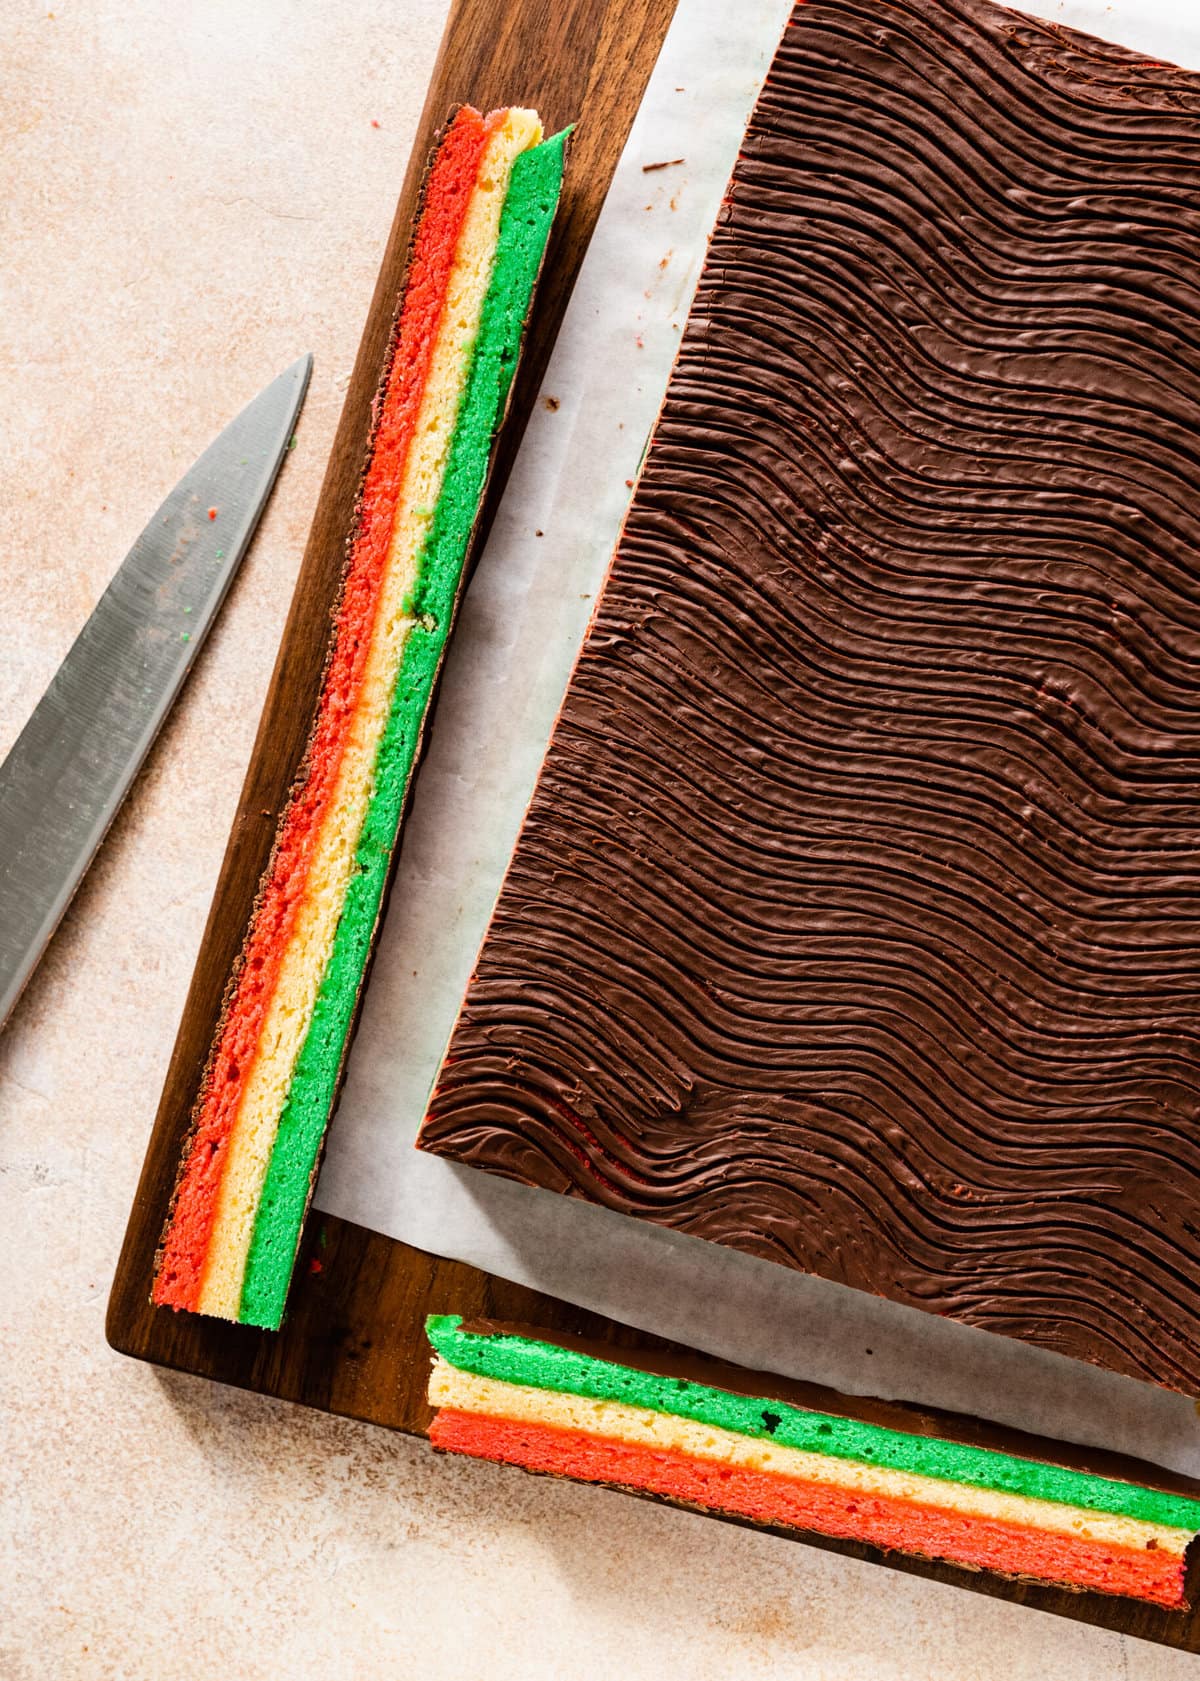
[198,108,544,1319]
[429,1361,1190,1555]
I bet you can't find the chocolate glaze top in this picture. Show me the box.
[458,1319,1200,1499]
[421,0,1200,1392]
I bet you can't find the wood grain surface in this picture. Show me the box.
[107,0,1200,1651]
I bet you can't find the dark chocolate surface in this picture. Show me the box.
[420,0,1200,1390]
[459,1319,1200,1497]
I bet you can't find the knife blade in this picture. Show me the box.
[0,352,313,1028]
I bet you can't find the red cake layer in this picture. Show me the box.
[154,107,497,1310]
[430,1410,1187,1608]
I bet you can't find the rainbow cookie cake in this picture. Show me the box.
[427,1317,1200,1608]
[153,107,567,1329]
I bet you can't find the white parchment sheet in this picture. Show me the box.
[318,0,1200,1473]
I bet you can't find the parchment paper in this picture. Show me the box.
[317,0,1200,1474]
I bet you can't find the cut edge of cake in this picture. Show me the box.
[151,108,569,1329]
[425,1315,1200,1610]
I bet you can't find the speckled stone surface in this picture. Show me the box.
[1,5,1197,1677]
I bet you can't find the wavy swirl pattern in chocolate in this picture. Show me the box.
[418,0,1200,1392]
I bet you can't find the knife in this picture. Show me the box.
[0,353,313,1028]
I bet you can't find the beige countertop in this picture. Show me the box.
[2,5,1194,1676]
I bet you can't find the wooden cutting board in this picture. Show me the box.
[107,0,1200,1651]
